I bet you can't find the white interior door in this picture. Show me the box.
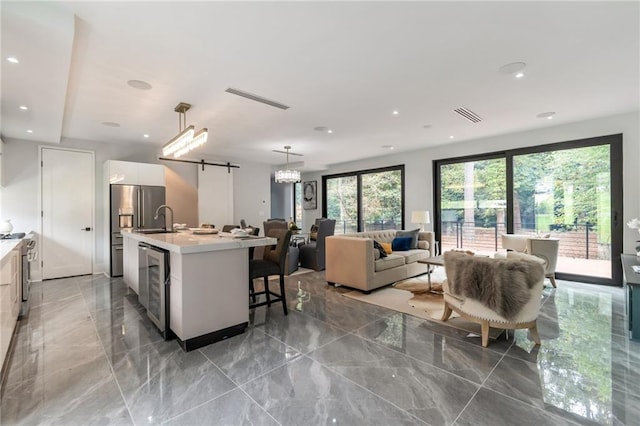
[41,147,94,279]
[198,166,233,227]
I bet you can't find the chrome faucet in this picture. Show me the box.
[154,205,174,232]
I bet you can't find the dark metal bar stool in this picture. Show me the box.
[249,229,292,315]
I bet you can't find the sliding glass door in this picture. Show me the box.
[324,166,404,234]
[439,156,506,253]
[512,144,612,279]
[435,134,622,285]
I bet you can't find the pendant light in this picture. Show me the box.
[162,102,208,158]
[274,146,301,183]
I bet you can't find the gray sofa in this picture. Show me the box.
[325,230,436,292]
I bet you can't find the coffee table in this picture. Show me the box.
[418,255,444,287]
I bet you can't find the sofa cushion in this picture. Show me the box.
[394,249,430,264]
[396,229,420,249]
[391,236,412,251]
[417,240,429,250]
[374,254,405,272]
[379,242,392,255]
[372,240,388,258]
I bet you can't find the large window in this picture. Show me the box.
[293,182,302,224]
[323,165,404,234]
[435,134,622,285]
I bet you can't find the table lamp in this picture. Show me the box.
[411,210,430,231]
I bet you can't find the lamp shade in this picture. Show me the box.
[411,210,430,225]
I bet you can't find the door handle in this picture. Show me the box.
[81,227,92,231]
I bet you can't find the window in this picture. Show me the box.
[434,134,623,285]
[293,182,302,224]
[323,165,404,234]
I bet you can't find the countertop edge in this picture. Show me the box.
[122,231,276,254]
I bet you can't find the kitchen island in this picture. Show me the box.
[122,231,276,351]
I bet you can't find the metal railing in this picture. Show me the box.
[333,218,402,235]
[441,220,609,260]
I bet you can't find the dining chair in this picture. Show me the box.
[249,228,292,315]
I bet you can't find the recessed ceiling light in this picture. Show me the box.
[514,72,525,79]
[536,112,556,119]
[449,135,454,139]
[327,129,333,134]
[27,129,33,133]
[143,134,150,138]
[498,62,526,75]
[7,57,19,64]
[19,105,28,110]
[392,110,399,115]
[381,145,394,150]
[102,121,121,127]
[127,79,152,90]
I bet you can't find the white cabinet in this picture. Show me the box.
[138,163,165,186]
[1,244,21,373]
[123,235,139,293]
[0,138,4,187]
[105,160,165,186]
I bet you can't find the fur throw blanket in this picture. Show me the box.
[443,251,544,320]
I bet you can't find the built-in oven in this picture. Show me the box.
[138,243,170,339]
[20,238,36,317]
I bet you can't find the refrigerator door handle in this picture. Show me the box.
[140,187,145,228]
[136,187,142,229]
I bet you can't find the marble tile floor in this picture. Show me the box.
[0,272,638,425]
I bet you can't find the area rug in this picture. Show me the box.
[343,285,503,340]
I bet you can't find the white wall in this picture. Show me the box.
[301,111,640,254]
[233,161,272,231]
[0,137,272,278]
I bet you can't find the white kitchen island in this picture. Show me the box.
[122,231,276,351]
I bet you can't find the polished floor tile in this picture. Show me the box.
[1,273,637,425]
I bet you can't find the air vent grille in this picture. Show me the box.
[453,107,482,123]
[225,88,290,110]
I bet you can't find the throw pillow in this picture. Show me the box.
[373,240,388,258]
[396,228,420,249]
[380,242,392,255]
[392,236,412,251]
[310,224,318,241]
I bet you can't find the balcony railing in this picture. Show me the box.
[441,220,610,260]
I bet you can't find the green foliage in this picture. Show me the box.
[439,145,610,243]
[326,170,402,229]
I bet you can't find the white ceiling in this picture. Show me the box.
[1,1,638,170]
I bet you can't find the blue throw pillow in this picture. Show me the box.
[396,229,420,249]
[392,236,412,251]
[373,240,388,258]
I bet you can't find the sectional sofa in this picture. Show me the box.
[325,230,436,292]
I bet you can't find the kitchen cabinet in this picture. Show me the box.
[105,160,165,186]
[0,137,4,187]
[1,242,21,376]
[122,233,139,293]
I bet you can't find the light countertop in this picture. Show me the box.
[0,239,21,261]
[122,230,277,254]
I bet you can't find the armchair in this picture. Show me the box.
[501,233,560,288]
[442,251,546,347]
[526,237,559,288]
[299,218,336,271]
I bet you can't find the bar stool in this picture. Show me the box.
[249,229,292,314]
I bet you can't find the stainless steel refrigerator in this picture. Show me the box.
[110,184,166,276]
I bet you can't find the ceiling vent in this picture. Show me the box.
[225,87,290,110]
[453,107,482,123]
